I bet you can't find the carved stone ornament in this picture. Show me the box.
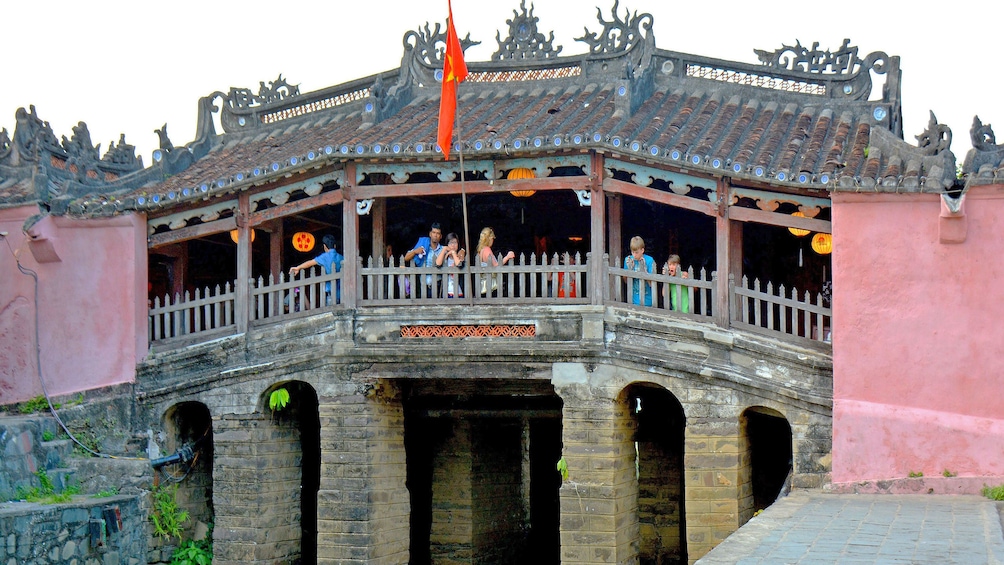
[491,0,562,61]
[13,105,60,162]
[970,116,996,151]
[755,39,864,74]
[61,121,100,161]
[575,0,654,55]
[102,133,142,170]
[403,22,479,68]
[225,74,301,111]
[155,124,174,152]
[915,111,952,157]
[0,128,10,163]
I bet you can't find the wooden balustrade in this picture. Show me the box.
[148,255,831,347]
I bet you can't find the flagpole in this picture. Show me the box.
[455,79,474,306]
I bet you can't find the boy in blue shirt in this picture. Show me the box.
[624,236,655,306]
[289,234,343,305]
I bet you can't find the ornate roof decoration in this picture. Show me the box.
[915,111,952,156]
[61,122,100,162]
[753,39,895,104]
[224,74,300,112]
[101,134,142,169]
[970,116,996,150]
[404,22,480,68]
[0,128,10,163]
[962,116,1004,182]
[491,1,562,61]
[575,0,653,55]
[13,105,60,163]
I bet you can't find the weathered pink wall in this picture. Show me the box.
[0,207,147,405]
[831,185,1004,483]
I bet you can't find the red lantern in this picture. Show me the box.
[292,232,315,252]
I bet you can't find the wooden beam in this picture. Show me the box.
[372,198,386,261]
[249,188,344,226]
[607,193,622,264]
[350,176,590,199]
[728,205,831,233]
[148,216,236,248]
[603,177,717,216]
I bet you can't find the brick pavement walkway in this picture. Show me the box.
[696,491,1004,564]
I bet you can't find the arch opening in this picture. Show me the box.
[740,407,793,520]
[160,401,215,543]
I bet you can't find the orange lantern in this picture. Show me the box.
[229,229,256,244]
[811,233,832,255]
[788,211,810,237]
[292,231,315,252]
[507,167,536,197]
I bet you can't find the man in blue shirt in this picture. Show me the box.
[289,234,343,305]
[404,223,443,297]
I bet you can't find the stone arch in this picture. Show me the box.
[159,401,214,542]
[739,406,793,522]
[619,382,688,565]
[260,380,321,564]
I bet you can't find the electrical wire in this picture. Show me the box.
[4,233,146,461]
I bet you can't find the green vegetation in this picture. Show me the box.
[171,525,213,565]
[95,486,120,498]
[556,457,568,482]
[269,388,290,412]
[908,471,924,478]
[14,469,79,504]
[42,430,55,441]
[18,396,54,414]
[982,484,1004,501]
[151,483,189,541]
[943,469,957,478]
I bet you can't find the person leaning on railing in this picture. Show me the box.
[436,232,467,298]
[662,254,690,313]
[476,227,514,296]
[624,236,655,306]
[404,223,444,298]
[289,234,343,305]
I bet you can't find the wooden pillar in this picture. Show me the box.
[589,152,607,305]
[267,220,284,280]
[372,197,386,263]
[235,192,251,333]
[342,162,359,308]
[715,178,741,328]
[607,192,622,265]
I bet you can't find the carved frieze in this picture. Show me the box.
[753,39,894,102]
[492,0,562,61]
[575,0,653,55]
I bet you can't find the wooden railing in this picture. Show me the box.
[607,260,716,319]
[148,283,236,342]
[730,275,831,343]
[358,253,589,305]
[147,255,831,347]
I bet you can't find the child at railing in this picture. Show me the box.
[624,236,655,306]
[662,254,690,313]
[436,232,467,298]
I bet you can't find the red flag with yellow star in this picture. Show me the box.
[437,0,468,160]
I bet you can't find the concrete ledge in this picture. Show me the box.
[826,475,1004,496]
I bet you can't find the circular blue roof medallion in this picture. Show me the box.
[649,145,659,156]
[474,140,484,150]
[873,106,888,121]
[754,166,764,177]
[271,162,280,171]
[253,168,261,176]
[307,151,316,160]
[617,85,627,96]
[235,173,244,181]
[167,191,176,200]
[733,163,743,173]
[592,133,602,142]
[798,173,808,183]
[200,184,208,192]
[217,180,225,188]
[533,137,542,147]
[513,139,522,149]
[416,143,424,152]
[435,69,444,82]
[573,134,582,144]
[137,196,146,205]
[340,145,349,154]
[712,158,722,168]
[355,145,364,154]
[820,174,829,184]
[152,194,161,203]
[842,84,853,95]
[182,188,191,197]
[152,149,162,163]
[671,150,681,160]
[553,136,562,146]
[776,171,786,181]
[434,144,442,153]
[691,155,701,165]
[393,143,402,153]
[611,137,621,147]
[238,117,246,126]
[630,141,640,151]
[365,102,373,113]
[290,157,299,165]
[453,142,461,152]
[373,144,382,154]
[324,145,333,154]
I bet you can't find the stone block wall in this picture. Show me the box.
[472,420,526,565]
[431,420,474,564]
[683,418,742,561]
[0,495,146,564]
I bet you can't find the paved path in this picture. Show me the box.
[696,492,1004,565]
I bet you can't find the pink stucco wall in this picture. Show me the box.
[0,207,147,405]
[831,185,1004,483]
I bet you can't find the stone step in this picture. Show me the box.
[40,438,74,469]
[45,466,78,493]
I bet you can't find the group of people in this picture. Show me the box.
[623,235,690,312]
[400,223,517,298]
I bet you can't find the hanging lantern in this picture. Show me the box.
[811,232,832,255]
[507,167,536,197]
[292,231,315,252]
[788,211,810,237]
[229,229,256,244]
